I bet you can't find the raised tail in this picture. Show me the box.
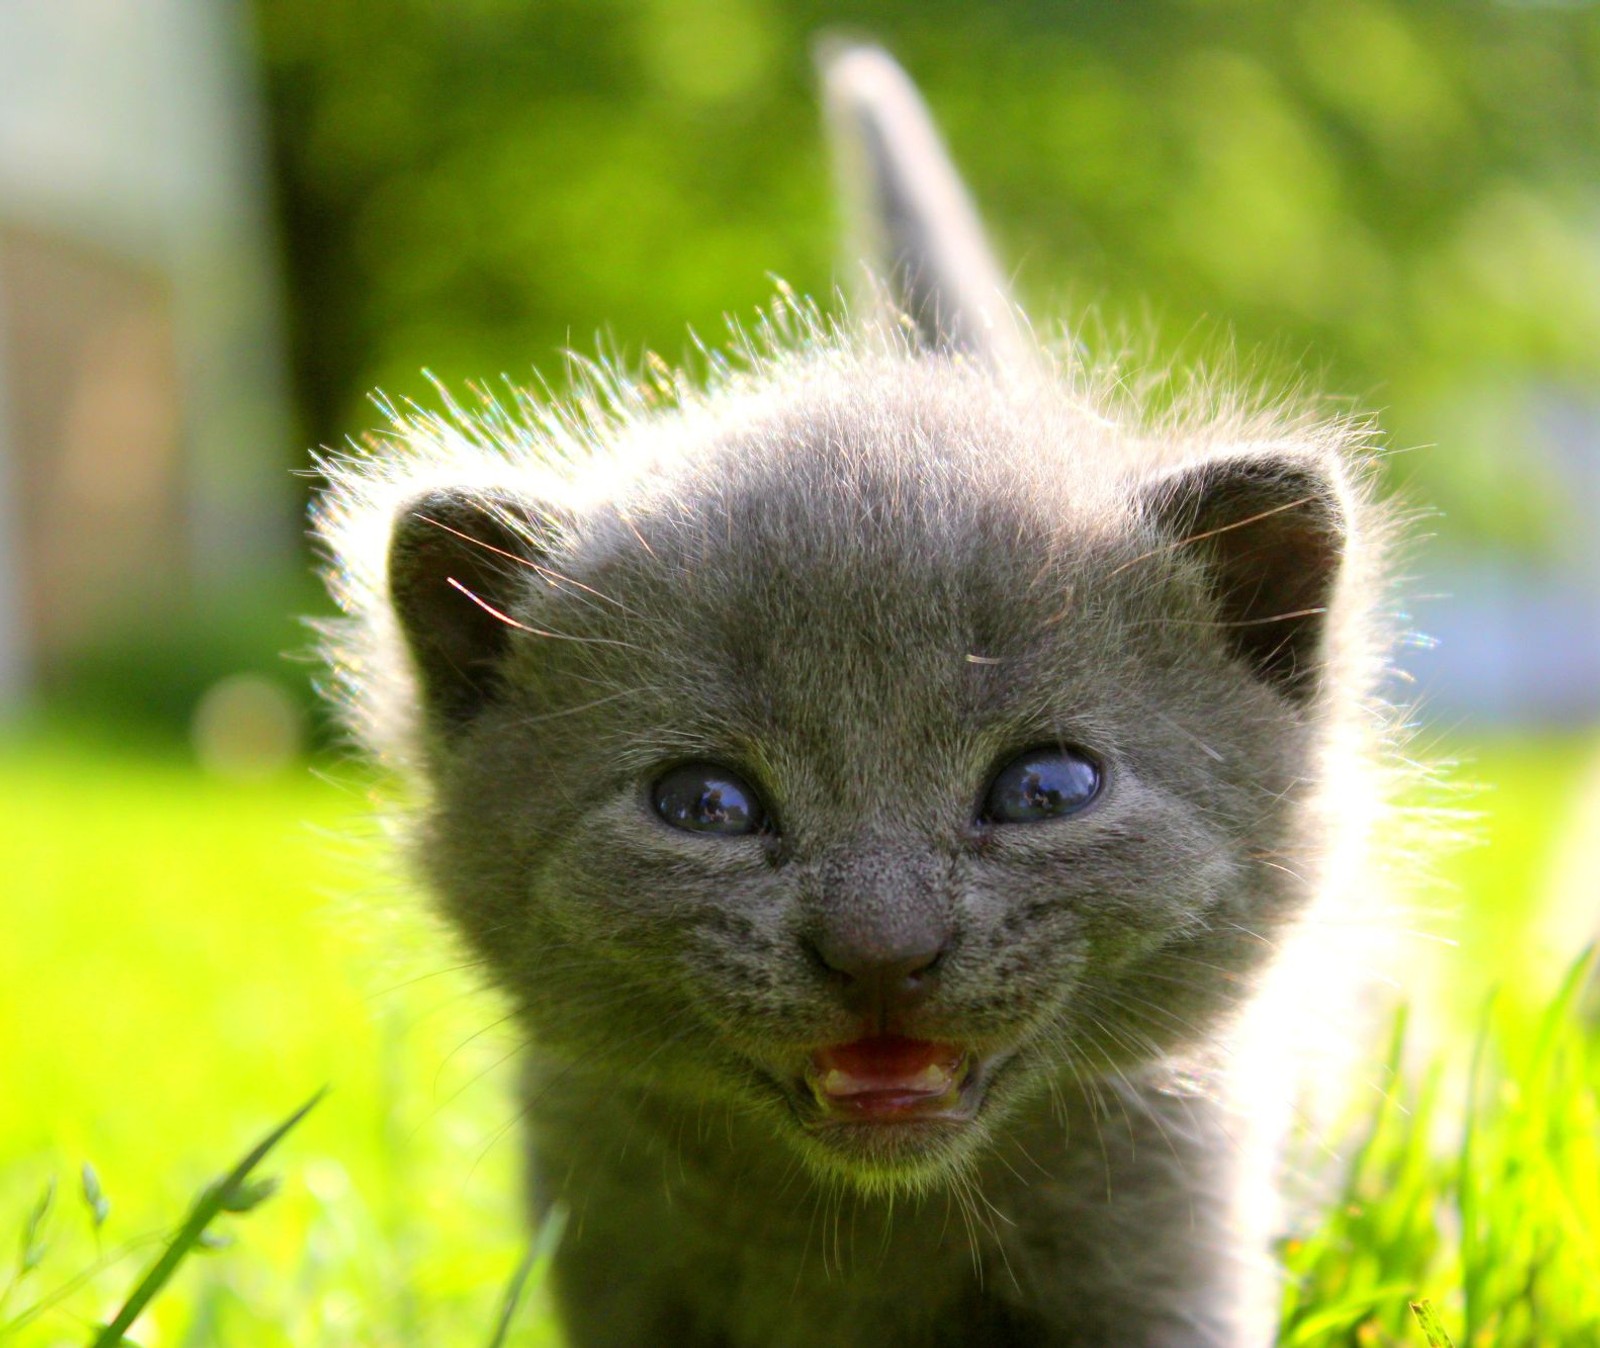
[817,40,1033,369]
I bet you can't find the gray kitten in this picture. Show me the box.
[318,44,1394,1348]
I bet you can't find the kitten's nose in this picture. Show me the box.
[805,931,947,1026]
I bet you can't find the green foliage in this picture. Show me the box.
[1,1099,319,1345]
[1278,970,1600,1346]
[1411,1299,1455,1348]
[0,732,556,1344]
[43,572,337,748]
[87,1093,320,1348]
[254,0,1600,545]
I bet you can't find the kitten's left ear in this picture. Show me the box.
[1140,453,1349,703]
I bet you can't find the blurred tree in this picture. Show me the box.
[253,0,1600,545]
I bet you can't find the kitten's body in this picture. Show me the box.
[319,48,1393,1347]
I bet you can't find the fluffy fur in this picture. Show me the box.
[316,48,1401,1348]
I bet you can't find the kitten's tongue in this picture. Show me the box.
[808,1036,967,1120]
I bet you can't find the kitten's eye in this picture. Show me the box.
[981,747,1103,825]
[652,764,766,836]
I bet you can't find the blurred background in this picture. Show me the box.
[2,0,1598,1341]
[5,0,1600,735]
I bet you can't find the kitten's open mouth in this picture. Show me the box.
[801,1035,978,1124]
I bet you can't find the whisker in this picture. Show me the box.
[445,577,644,649]
[1106,493,1322,578]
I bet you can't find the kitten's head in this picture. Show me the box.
[316,43,1388,1194]
[317,328,1382,1193]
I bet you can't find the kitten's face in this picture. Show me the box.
[394,364,1346,1191]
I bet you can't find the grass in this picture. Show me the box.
[0,725,553,1345]
[1276,964,1600,1344]
[1,720,1596,1345]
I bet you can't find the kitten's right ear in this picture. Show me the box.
[387,488,546,728]
[818,40,1029,367]
[1140,452,1350,705]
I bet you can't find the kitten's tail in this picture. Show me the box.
[816,39,1035,370]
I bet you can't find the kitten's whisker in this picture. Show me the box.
[431,1008,524,1097]
[1105,494,1323,578]
[1251,856,1311,884]
[1124,607,1328,631]
[366,958,488,1000]
[506,688,646,728]
[445,577,645,649]
[418,512,639,615]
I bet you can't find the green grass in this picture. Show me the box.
[1,723,1596,1345]
[0,727,553,1345]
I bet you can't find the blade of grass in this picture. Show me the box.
[1410,1298,1455,1347]
[87,1089,324,1348]
[1457,989,1494,1343]
[1280,1282,1420,1343]
[0,1235,165,1338]
[0,1180,57,1320]
[485,1202,567,1348]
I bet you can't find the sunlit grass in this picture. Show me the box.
[1277,962,1600,1344]
[1,724,1595,1345]
[0,725,553,1345]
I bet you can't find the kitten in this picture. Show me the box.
[317,43,1394,1347]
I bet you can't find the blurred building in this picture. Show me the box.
[0,0,293,711]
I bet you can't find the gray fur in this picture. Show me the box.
[315,45,1396,1348]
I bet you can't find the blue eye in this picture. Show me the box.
[982,747,1103,825]
[652,764,766,835]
